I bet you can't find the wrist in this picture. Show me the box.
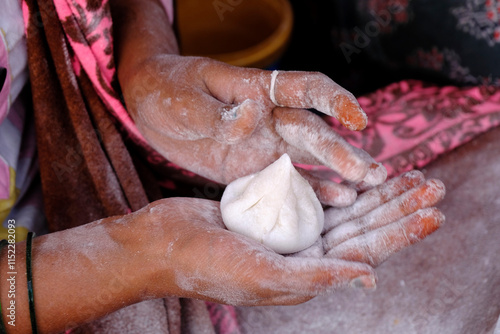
[109,200,187,301]
[110,0,179,85]
[119,54,189,124]
[118,199,211,301]
[0,216,154,333]
[101,210,163,303]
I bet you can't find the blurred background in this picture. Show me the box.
[176,0,500,95]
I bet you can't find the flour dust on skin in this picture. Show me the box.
[221,153,324,254]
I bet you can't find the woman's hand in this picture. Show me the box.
[285,170,446,291]
[292,171,445,269]
[121,55,387,207]
[9,197,372,333]
[111,0,386,207]
[18,172,445,333]
[138,173,445,305]
[134,198,376,306]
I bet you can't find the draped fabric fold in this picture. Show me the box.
[25,0,135,230]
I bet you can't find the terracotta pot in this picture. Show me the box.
[176,0,293,69]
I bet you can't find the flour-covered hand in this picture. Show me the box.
[120,55,387,207]
[323,171,446,267]
[137,198,376,306]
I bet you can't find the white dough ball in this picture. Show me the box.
[220,154,324,254]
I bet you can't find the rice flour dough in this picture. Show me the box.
[220,154,324,254]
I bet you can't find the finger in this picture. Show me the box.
[323,178,445,250]
[203,63,367,131]
[357,163,388,190]
[323,170,426,233]
[340,161,387,193]
[297,168,357,207]
[347,146,387,189]
[274,108,371,182]
[253,256,376,306]
[270,71,368,131]
[327,208,445,267]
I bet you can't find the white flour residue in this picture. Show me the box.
[221,105,240,121]
[323,170,425,233]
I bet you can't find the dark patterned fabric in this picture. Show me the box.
[334,0,500,85]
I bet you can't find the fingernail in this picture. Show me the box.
[350,275,376,289]
[362,163,387,186]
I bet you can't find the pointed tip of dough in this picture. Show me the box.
[278,153,292,163]
[270,153,293,174]
[220,152,324,254]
